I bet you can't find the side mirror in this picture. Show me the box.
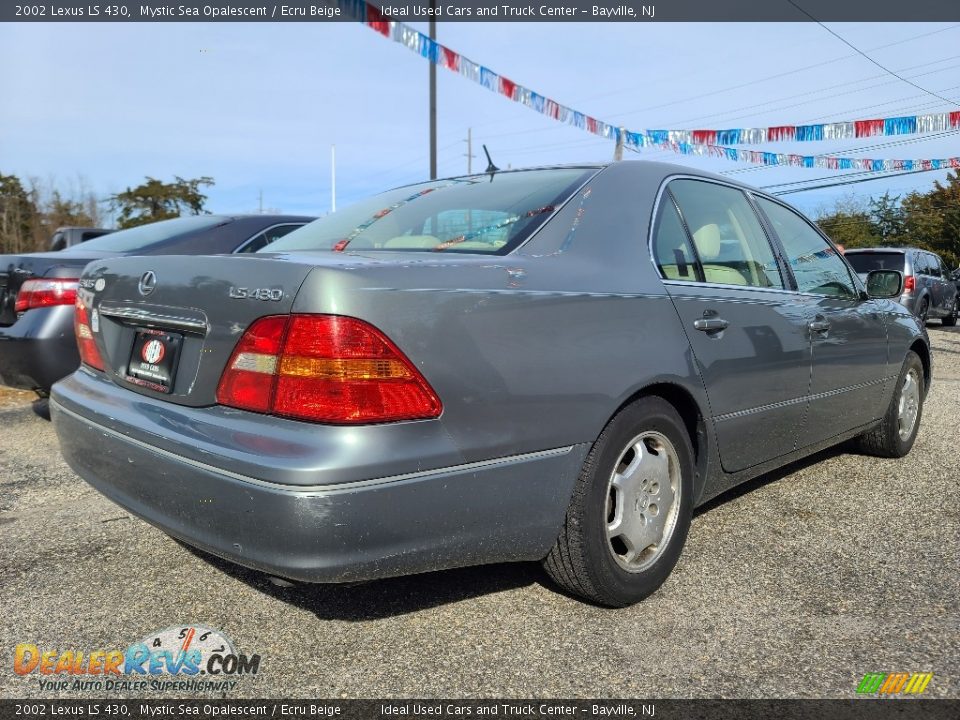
[866,269,904,299]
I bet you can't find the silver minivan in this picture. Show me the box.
[845,248,958,326]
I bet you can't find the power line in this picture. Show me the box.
[787,0,960,109]
[770,166,953,195]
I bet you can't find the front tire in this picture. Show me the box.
[855,350,925,458]
[542,397,694,607]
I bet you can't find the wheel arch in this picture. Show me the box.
[608,380,711,501]
[909,338,931,393]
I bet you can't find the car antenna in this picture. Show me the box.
[483,144,499,180]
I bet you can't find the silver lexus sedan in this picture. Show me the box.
[50,162,930,607]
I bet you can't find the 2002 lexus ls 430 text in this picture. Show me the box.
[50,162,930,607]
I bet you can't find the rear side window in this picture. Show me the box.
[845,252,905,273]
[236,224,303,253]
[756,197,857,299]
[652,196,700,281]
[666,180,783,289]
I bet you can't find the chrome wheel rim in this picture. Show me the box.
[605,431,682,573]
[898,369,921,441]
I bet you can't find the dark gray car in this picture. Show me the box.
[844,247,958,326]
[50,162,930,607]
[0,214,313,393]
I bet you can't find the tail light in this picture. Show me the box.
[14,278,79,313]
[217,315,442,424]
[904,275,916,293]
[74,297,105,371]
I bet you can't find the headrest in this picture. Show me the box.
[693,223,722,259]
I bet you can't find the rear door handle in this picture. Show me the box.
[693,317,729,332]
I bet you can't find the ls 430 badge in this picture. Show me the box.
[229,287,283,301]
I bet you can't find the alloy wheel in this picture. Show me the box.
[605,431,682,573]
[898,368,921,441]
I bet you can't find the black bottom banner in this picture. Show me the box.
[1,700,958,720]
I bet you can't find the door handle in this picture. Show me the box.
[809,318,831,334]
[693,317,730,332]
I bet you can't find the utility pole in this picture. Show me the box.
[331,144,337,213]
[258,189,263,214]
[429,5,437,179]
[464,127,475,174]
[613,127,625,162]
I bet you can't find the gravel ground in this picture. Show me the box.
[1,330,957,699]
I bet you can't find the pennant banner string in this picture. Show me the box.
[340,1,960,170]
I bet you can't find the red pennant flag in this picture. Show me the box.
[691,130,717,145]
[767,126,796,142]
[441,47,459,71]
[854,119,884,137]
[950,111,960,129]
[499,77,517,99]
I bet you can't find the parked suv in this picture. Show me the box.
[844,247,958,326]
[49,227,114,251]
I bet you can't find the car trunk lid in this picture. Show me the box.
[81,254,316,406]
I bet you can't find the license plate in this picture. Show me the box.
[127,328,183,393]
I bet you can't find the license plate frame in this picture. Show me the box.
[126,328,183,394]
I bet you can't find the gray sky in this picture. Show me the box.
[1,21,958,220]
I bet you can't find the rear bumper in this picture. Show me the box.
[50,371,587,583]
[0,305,78,391]
[898,293,918,314]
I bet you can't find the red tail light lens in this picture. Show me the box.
[215,315,288,413]
[74,297,105,371]
[217,315,442,424]
[904,275,916,293]
[15,278,79,313]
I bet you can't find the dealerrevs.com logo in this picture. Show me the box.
[13,625,260,693]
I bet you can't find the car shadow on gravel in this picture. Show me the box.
[177,542,542,620]
[178,443,860,618]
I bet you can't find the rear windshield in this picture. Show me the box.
[264,168,596,255]
[62,216,229,253]
[845,252,905,273]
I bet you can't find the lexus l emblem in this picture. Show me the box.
[138,271,157,296]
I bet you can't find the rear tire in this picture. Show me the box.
[855,351,924,458]
[942,297,958,327]
[917,298,929,324]
[542,396,694,607]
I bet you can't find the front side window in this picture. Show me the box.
[265,168,595,255]
[756,197,857,299]
[668,180,783,289]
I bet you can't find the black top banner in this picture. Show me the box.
[2,0,959,23]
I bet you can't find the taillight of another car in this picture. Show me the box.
[904,275,916,293]
[217,314,442,424]
[74,297,105,371]
[14,278,79,313]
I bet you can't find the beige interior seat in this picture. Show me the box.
[693,223,748,285]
